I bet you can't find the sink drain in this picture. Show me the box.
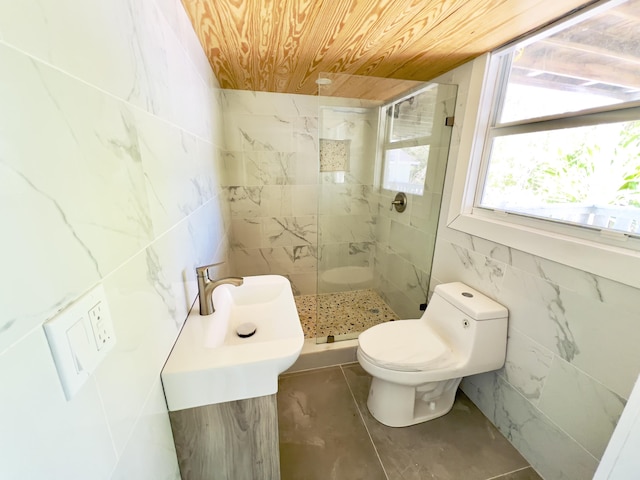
[236,322,257,338]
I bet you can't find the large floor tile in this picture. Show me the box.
[494,466,543,479]
[342,363,530,480]
[277,366,387,480]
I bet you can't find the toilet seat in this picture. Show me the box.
[358,320,455,372]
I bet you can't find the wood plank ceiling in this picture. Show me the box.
[181,0,595,99]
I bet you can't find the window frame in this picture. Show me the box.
[446,0,640,289]
[379,84,443,196]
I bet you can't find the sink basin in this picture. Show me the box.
[161,275,304,411]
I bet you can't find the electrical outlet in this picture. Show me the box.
[44,284,116,400]
[89,301,113,350]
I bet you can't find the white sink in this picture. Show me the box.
[161,275,304,411]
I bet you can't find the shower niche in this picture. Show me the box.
[307,72,458,343]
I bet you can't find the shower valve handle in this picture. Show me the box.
[390,192,407,213]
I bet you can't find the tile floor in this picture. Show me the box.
[295,289,398,340]
[278,363,542,480]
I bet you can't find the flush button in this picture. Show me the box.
[462,292,473,298]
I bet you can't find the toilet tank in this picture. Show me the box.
[422,282,508,375]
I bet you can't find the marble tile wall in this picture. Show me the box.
[375,174,444,318]
[595,375,640,478]
[222,90,319,295]
[318,104,379,294]
[220,87,454,321]
[221,92,382,297]
[0,1,228,478]
[430,61,638,479]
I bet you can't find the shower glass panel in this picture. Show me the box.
[314,72,457,344]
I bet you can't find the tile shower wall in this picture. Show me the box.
[222,90,319,295]
[431,61,637,479]
[0,1,228,478]
[318,103,379,294]
[375,191,439,319]
[220,88,454,324]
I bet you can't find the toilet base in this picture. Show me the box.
[366,376,462,427]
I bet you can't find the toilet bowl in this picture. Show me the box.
[357,282,508,427]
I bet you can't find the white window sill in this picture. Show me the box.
[443,54,640,290]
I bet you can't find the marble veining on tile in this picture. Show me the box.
[0,1,223,478]
[265,216,317,246]
[537,357,626,460]
[546,282,580,362]
[501,329,554,404]
[3,161,102,278]
[143,245,184,328]
[462,372,600,479]
[278,367,387,480]
[451,243,506,292]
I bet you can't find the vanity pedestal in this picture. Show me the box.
[169,394,280,480]
[162,275,304,480]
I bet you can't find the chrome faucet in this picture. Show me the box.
[196,263,244,316]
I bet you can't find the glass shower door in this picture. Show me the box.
[315,73,457,343]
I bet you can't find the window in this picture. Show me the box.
[381,85,440,195]
[477,0,640,237]
[447,0,640,289]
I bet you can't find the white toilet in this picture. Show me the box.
[357,282,508,427]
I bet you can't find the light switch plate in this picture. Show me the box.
[44,284,116,400]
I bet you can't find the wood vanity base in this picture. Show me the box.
[169,394,280,480]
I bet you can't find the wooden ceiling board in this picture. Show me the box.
[182,0,595,97]
[331,0,471,78]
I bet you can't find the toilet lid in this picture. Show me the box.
[358,320,453,371]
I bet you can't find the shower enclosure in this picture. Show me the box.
[306,72,458,343]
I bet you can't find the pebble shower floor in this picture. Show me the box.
[294,289,398,340]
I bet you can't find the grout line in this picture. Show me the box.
[487,374,600,465]
[484,465,532,480]
[0,39,218,146]
[506,324,624,403]
[92,375,120,464]
[0,322,49,359]
[281,364,342,378]
[339,364,390,480]
[105,377,165,479]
